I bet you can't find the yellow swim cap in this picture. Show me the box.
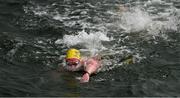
[66,48,81,60]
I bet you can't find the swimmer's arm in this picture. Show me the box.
[80,58,101,83]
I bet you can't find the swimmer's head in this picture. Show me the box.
[66,48,81,66]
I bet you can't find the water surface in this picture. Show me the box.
[0,0,180,97]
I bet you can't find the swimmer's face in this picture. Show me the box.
[65,58,81,71]
[66,60,79,66]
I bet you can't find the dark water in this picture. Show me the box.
[0,0,180,97]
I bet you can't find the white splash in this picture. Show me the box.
[119,5,179,39]
[120,7,152,33]
[57,30,110,54]
[63,30,109,47]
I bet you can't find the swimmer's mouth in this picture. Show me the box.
[65,65,79,71]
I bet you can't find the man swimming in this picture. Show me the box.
[64,48,101,83]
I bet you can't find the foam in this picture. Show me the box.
[120,7,152,33]
[62,30,110,52]
[119,4,179,38]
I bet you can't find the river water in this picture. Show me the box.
[0,0,180,97]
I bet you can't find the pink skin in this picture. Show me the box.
[80,58,101,83]
[80,73,89,83]
[66,57,101,83]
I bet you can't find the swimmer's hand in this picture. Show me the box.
[80,73,90,83]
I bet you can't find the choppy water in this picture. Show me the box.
[0,0,180,97]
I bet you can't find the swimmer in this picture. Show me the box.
[64,48,101,83]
